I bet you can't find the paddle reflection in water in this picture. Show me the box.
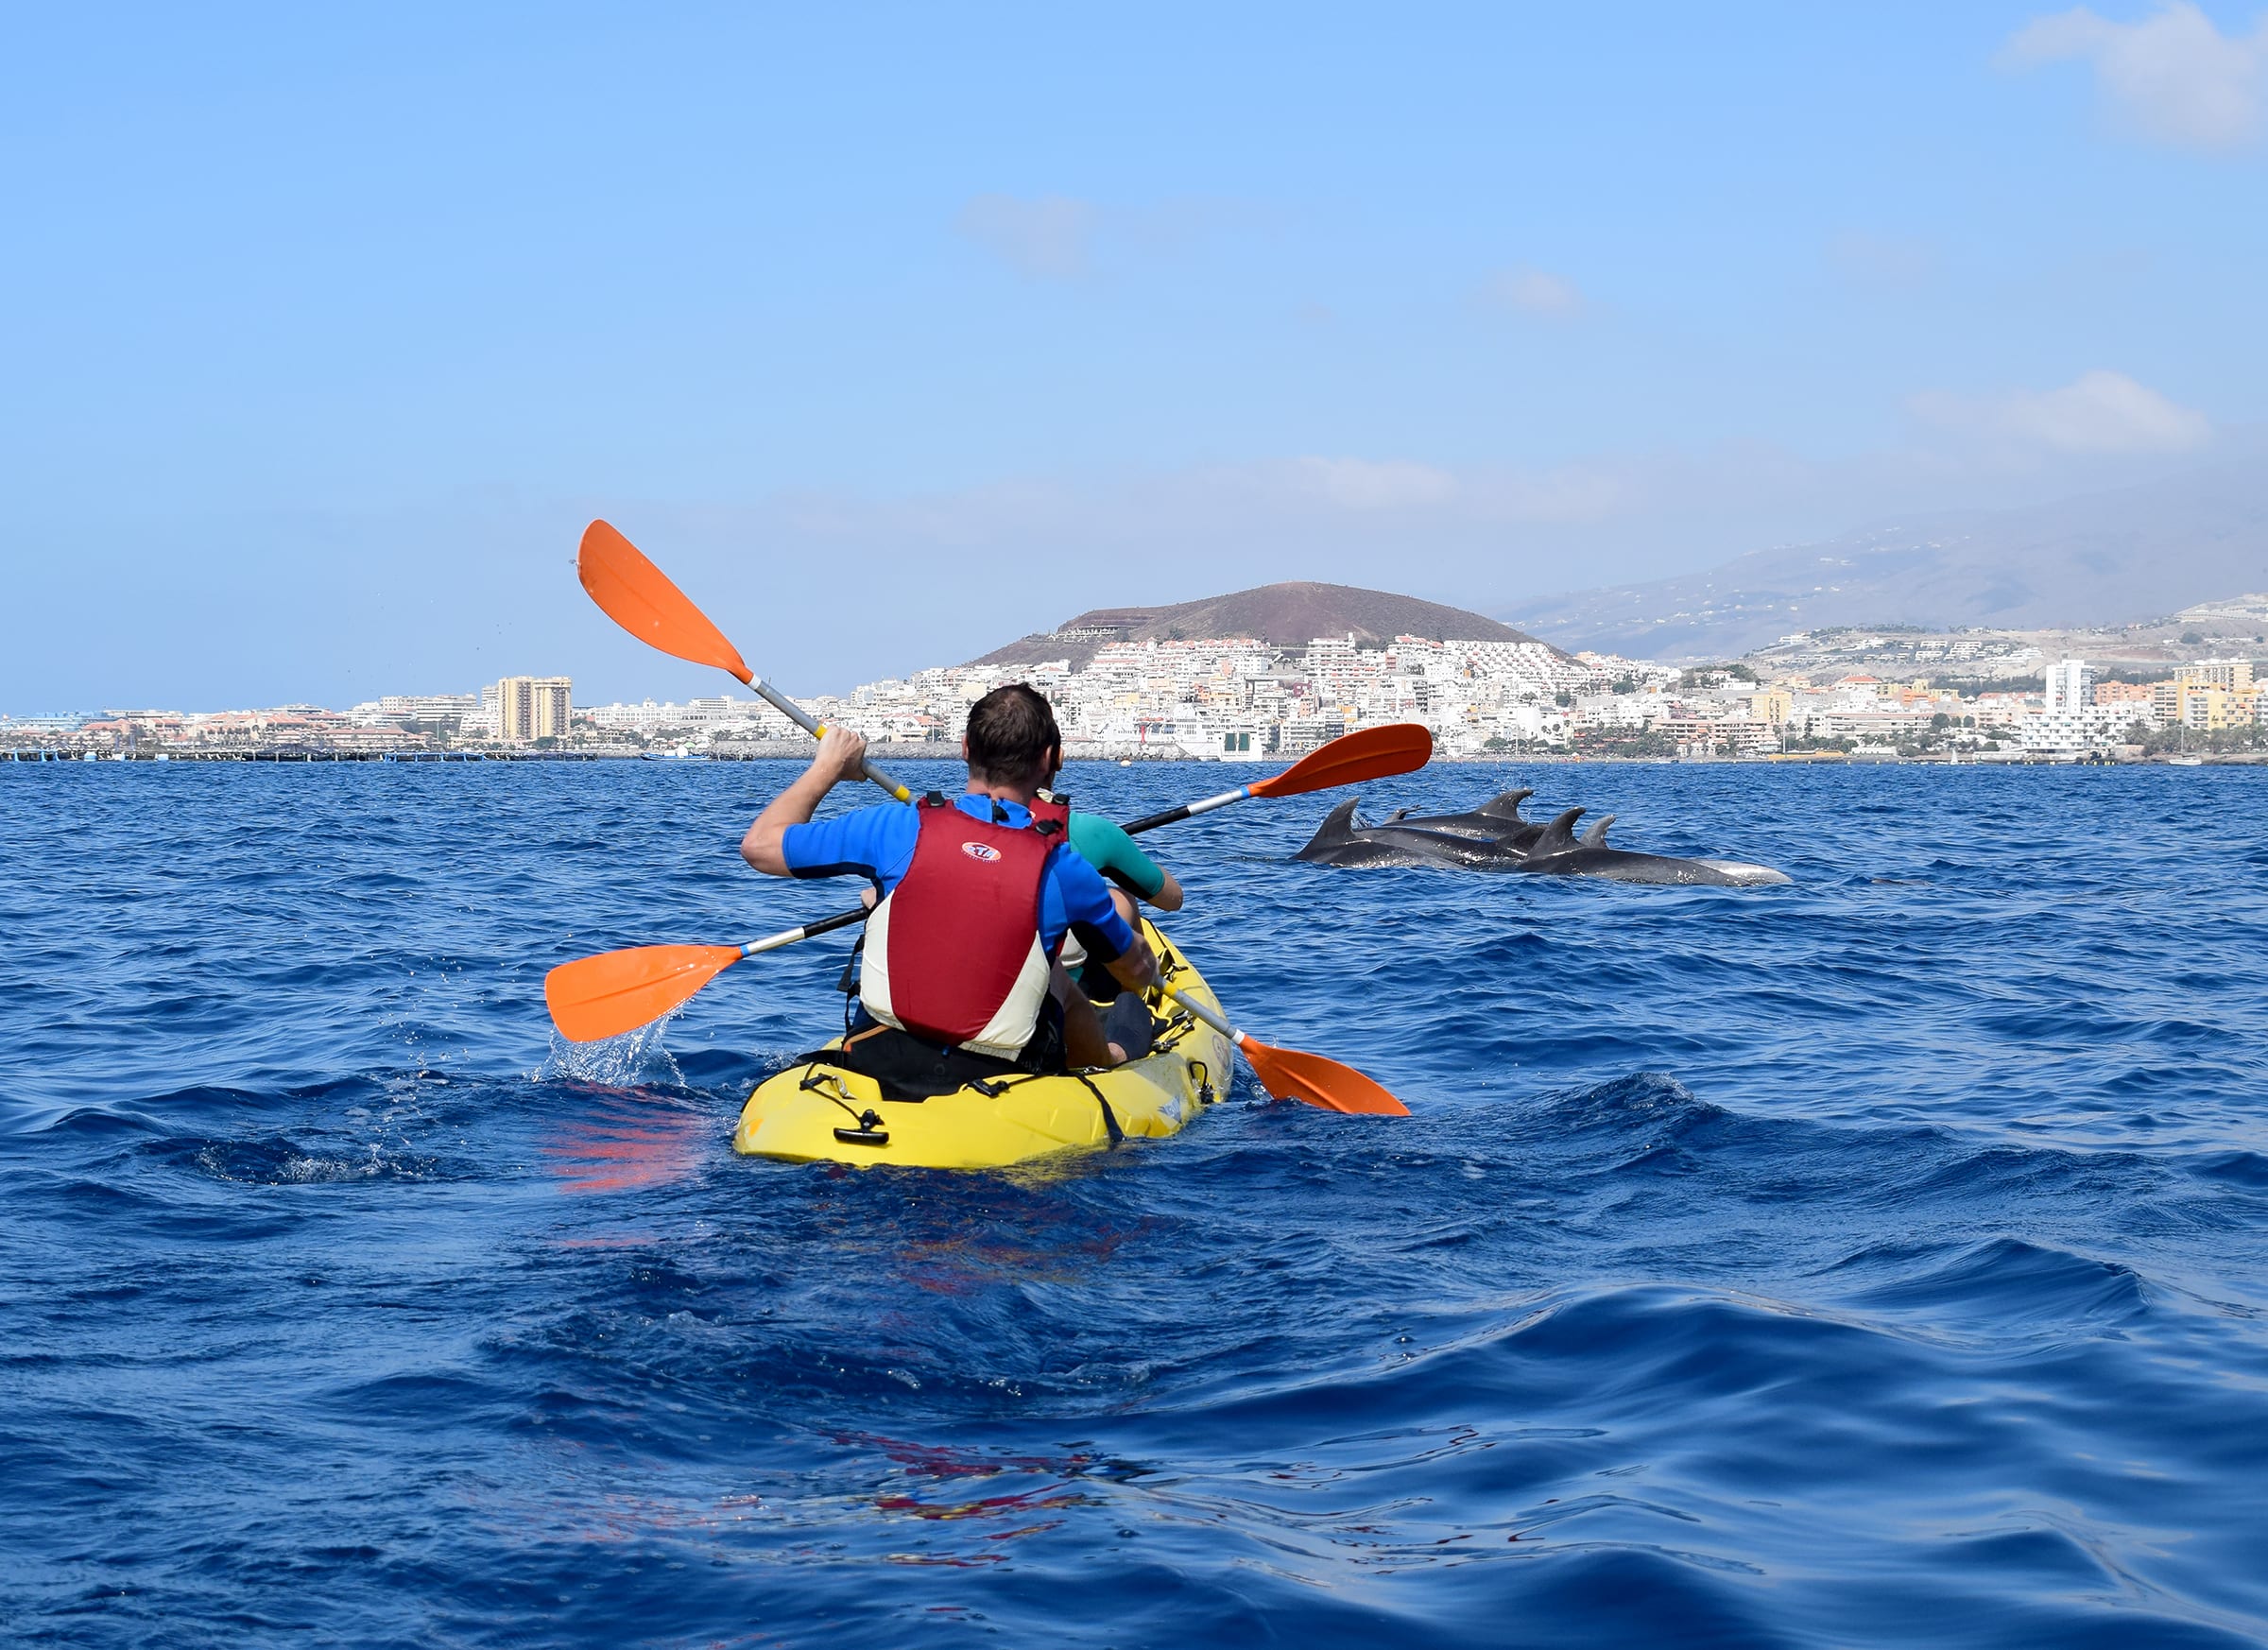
[854,1434,1112,1562]
[541,1091,713,1195]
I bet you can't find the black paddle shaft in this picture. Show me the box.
[1119,803,1191,835]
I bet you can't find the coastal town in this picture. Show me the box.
[6,622,2264,765]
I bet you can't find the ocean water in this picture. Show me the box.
[5,759,2268,1648]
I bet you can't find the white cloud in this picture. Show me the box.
[955,194,1095,280]
[1909,370,2212,454]
[1485,265,1585,317]
[2002,2,2268,150]
[1291,456,1458,509]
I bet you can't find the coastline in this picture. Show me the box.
[9,745,2266,767]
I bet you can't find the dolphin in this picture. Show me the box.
[1294,799,1533,868]
[1375,790,1543,849]
[1295,798,1791,885]
[1513,808,1792,886]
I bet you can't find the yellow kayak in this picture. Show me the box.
[732,924,1232,1169]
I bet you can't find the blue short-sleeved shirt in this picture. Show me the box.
[782,794,1138,963]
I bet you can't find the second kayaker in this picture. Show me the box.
[1058,796,1182,1023]
[739,685,1158,1095]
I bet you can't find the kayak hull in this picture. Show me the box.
[732,925,1232,1169]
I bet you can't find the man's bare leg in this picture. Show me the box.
[1054,961,1125,1067]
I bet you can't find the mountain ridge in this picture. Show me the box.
[969,580,1557,670]
[1503,462,2268,661]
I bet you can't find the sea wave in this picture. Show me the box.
[5,763,2268,1645]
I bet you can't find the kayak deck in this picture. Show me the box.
[732,924,1232,1169]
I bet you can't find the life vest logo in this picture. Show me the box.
[961,841,1002,862]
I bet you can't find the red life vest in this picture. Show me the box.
[860,793,1070,1057]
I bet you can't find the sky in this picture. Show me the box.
[5,1,2264,710]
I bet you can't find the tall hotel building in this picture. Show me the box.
[496,676,573,742]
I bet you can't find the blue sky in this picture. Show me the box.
[6,2,2263,709]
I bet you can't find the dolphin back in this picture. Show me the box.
[1526,807,1587,858]
[1296,799,1366,862]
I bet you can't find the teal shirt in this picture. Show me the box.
[1067,813,1166,902]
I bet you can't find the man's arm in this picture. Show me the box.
[1053,850,1158,991]
[741,728,870,876]
[1104,929,1159,992]
[1069,814,1184,913]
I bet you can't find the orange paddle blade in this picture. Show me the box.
[545,944,744,1042]
[1248,723,1433,799]
[1241,1037,1410,1115]
[578,521,755,684]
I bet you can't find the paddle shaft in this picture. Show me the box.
[744,676,912,804]
[1121,786,1250,835]
[1157,980,1245,1048]
[738,902,868,958]
[1115,726,1431,834]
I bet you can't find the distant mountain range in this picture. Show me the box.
[1505,463,2268,661]
[969,580,1553,670]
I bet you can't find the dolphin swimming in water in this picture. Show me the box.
[1512,807,1791,886]
[1296,797,1791,885]
[1373,790,1543,849]
[1293,799,1532,868]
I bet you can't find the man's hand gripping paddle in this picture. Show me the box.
[577,519,913,803]
[541,724,1433,1045]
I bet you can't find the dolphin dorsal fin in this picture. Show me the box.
[1383,808,1412,823]
[1580,814,1615,849]
[1530,806,1585,856]
[1316,798,1363,840]
[1480,789,1533,820]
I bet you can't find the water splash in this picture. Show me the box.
[538,1015,686,1091]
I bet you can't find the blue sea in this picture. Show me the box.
[5,759,2268,1647]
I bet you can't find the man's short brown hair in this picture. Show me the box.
[965,684,1061,787]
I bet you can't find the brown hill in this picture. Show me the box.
[969,580,1557,670]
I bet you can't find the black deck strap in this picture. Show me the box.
[794,1059,872,1126]
[1073,1074,1125,1146]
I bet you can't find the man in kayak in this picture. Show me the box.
[741,685,1159,1094]
[1061,810,1181,1007]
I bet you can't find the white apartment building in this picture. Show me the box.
[2042,659,2096,712]
[2017,704,2140,753]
